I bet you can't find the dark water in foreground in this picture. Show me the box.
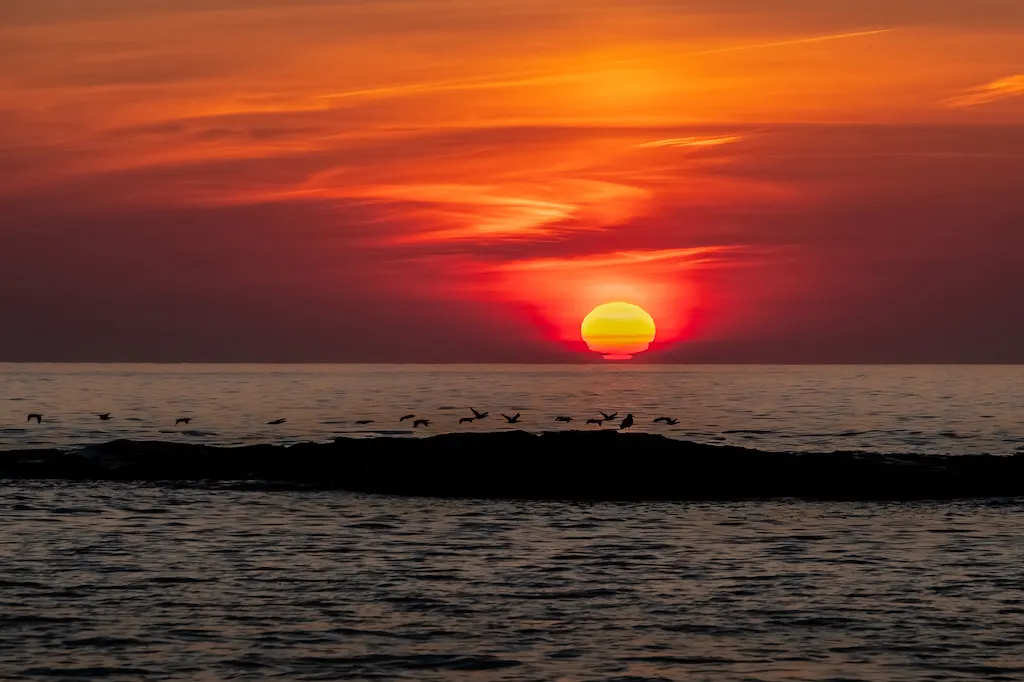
[2,483,1022,681]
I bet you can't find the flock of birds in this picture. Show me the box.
[21,408,682,432]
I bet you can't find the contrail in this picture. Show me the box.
[690,28,895,56]
[314,71,576,101]
[312,29,895,103]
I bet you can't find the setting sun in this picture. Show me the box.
[581,302,657,360]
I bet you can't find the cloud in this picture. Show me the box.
[497,246,736,272]
[635,135,741,149]
[944,74,1024,108]
[686,28,895,56]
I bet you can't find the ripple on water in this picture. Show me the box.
[1,483,1023,681]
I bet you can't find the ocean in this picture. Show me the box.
[2,364,1023,681]
[3,363,1023,455]
[1,486,1022,680]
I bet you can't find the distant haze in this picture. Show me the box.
[1,1,1022,362]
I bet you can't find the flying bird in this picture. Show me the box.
[413,419,430,428]
[554,416,573,423]
[586,418,604,426]
[459,417,475,424]
[501,413,521,424]
[600,411,618,421]
[470,408,489,419]
[355,419,374,425]
[653,417,680,425]
[619,413,634,431]
[27,413,42,424]
[400,414,416,422]
[97,413,112,421]
[175,417,192,426]
[267,418,287,425]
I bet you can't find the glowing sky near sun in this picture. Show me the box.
[0,0,1022,361]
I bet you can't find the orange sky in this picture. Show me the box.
[1,0,1022,361]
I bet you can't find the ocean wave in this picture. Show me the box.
[1,431,1023,501]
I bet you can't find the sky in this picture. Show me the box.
[1,0,1022,362]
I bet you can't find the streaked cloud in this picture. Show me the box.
[635,135,741,149]
[687,28,895,56]
[498,246,736,272]
[944,74,1024,108]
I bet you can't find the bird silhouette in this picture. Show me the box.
[501,413,521,424]
[554,416,573,423]
[600,411,618,421]
[97,413,112,421]
[355,419,374,425]
[175,417,192,426]
[400,414,416,422]
[413,419,430,428]
[27,413,42,424]
[619,413,634,431]
[653,417,679,425]
[470,408,489,419]
[267,418,286,425]
[459,417,475,424]
[586,418,604,426]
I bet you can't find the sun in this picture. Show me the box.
[581,302,657,360]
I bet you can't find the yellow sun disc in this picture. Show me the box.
[581,302,656,360]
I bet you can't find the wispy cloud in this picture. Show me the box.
[944,74,1024,108]
[635,135,741,149]
[499,246,736,272]
[689,28,895,56]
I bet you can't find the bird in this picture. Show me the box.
[267,418,287,425]
[175,417,192,426]
[653,417,679,425]
[355,419,374,425]
[27,413,42,424]
[586,418,604,426]
[97,413,112,421]
[501,413,521,424]
[459,417,475,424]
[600,411,618,421]
[413,419,430,428]
[400,414,416,422]
[470,408,489,419]
[554,416,573,423]
[619,413,634,431]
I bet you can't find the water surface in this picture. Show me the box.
[3,364,1023,454]
[1,483,1022,681]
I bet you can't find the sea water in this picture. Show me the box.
[2,363,1022,455]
